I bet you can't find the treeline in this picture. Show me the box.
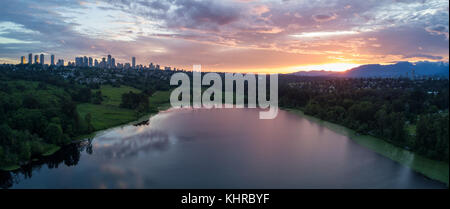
[278,76,449,162]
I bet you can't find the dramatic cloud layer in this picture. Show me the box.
[0,0,448,72]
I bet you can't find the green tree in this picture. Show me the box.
[44,123,64,145]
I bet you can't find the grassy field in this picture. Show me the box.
[149,90,171,110]
[77,85,170,131]
[77,103,137,131]
[94,85,141,106]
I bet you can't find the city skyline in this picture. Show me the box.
[0,0,449,73]
[17,52,183,71]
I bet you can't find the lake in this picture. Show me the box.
[0,108,446,188]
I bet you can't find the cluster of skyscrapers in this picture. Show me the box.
[71,55,140,69]
[21,53,62,66]
[19,53,182,71]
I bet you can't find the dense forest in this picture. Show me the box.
[0,72,91,167]
[0,64,171,168]
[278,76,449,162]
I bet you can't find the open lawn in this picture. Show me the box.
[149,90,171,110]
[77,103,137,131]
[94,84,141,106]
[77,85,170,131]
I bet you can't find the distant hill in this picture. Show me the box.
[291,61,449,78]
[290,70,340,77]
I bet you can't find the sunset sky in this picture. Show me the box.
[0,0,448,73]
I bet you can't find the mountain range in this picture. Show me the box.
[291,61,449,78]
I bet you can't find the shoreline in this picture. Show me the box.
[0,103,172,172]
[73,103,172,142]
[284,108,449,186]
[3,106,448,186]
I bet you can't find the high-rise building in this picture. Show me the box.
[132,57,136,69]
[111,58,115,68]
[57,59,64,66]
[20,56,25,64]
[51,54,55,65]
[28,53,32,65]
[102,57,106,68]
[75,57,83,67]
[34,55,39,64]
[89,57,93,67]
[40,54,44,65]
[107,55,112,68]
[94,59,98,67]
[83,56,88,67]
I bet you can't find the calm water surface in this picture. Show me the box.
[1,108,446,188]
